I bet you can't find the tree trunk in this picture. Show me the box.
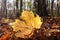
[57,0,59,16]
[51,0,54,17]
[16,0,18,9]
[16,0,19,17]
[1,0,6,18]
[20,0,22,15]
[34,0,48,17]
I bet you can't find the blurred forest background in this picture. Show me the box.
[0,0,60,18]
